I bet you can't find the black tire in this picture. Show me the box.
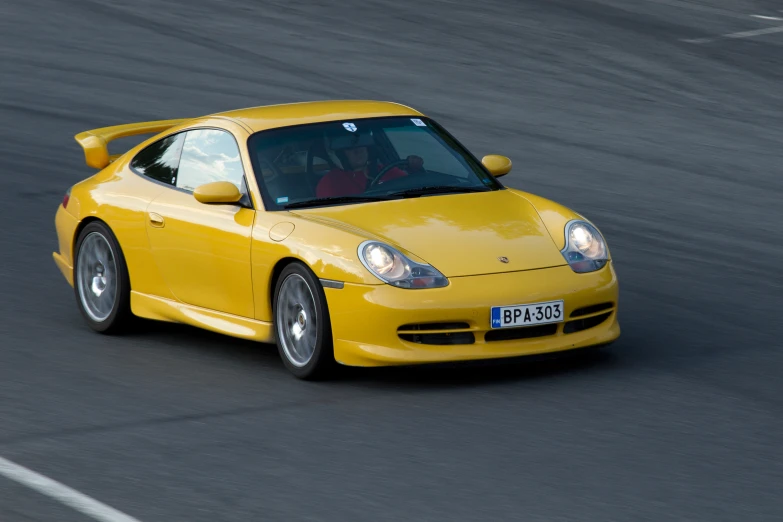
[73,220,133,334]
[273,262,336,380]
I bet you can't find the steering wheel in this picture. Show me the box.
[368,160,412,187]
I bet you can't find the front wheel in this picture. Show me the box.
[273,262,336,380]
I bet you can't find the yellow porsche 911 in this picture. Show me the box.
[53,100,619,379]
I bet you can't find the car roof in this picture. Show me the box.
[210,100,425,133]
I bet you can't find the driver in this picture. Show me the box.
[315,132,424,198]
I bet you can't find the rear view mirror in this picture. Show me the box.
[481,155,512,178]
[193,181,242,204]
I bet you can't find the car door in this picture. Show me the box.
[145,127,256,319]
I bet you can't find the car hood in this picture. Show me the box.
[288,189,568,277]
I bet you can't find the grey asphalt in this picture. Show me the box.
[1,0,783,520]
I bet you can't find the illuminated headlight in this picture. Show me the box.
[561,220,609,273]
[358,241,448,288]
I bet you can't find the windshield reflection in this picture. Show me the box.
[247,116,503,210]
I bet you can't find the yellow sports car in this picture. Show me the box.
[53,100,619,379]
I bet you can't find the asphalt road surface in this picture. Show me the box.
[2,0,783,520]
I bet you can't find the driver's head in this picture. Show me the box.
[343,146,368,170]
[329,130,374,171]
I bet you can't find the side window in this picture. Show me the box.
[175,129,245,192]
[130,133,185,185]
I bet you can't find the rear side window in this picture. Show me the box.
[130,133,185,185]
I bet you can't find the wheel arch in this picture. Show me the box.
[73,216,105,256]
[269,256,307,311]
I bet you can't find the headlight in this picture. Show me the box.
[561,220,609,273]
[358,240,449,288]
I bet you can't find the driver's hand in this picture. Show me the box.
[407,155,424,171]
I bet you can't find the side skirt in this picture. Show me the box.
[130,291,274,343]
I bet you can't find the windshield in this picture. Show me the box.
[246,116,504,210]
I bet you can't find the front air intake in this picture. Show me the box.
[397,322,474,345]
[563,312,612,334]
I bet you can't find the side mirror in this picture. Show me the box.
[481,155,512,178]
[193,181,243,204]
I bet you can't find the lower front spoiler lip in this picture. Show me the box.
[336,340,618,372]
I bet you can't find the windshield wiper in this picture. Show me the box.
[387,185,491,198]
[283,195,390,209]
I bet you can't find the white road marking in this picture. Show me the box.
[0,455,142,522]
[682,25,783,44]
[751,15,783,21]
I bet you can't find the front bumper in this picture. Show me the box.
[325,263,620,367]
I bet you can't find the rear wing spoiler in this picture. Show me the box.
[74,118,191,169]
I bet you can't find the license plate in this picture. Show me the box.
[490,300,564,329]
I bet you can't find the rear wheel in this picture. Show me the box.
[73,221,133,334]
[273,262,336,380]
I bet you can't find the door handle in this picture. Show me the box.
[149,212,165,228]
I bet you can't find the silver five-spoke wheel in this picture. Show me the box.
[276,273,318,367]
[73,221,132,334]
[76,231,117,322]
[273,262,335,380]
